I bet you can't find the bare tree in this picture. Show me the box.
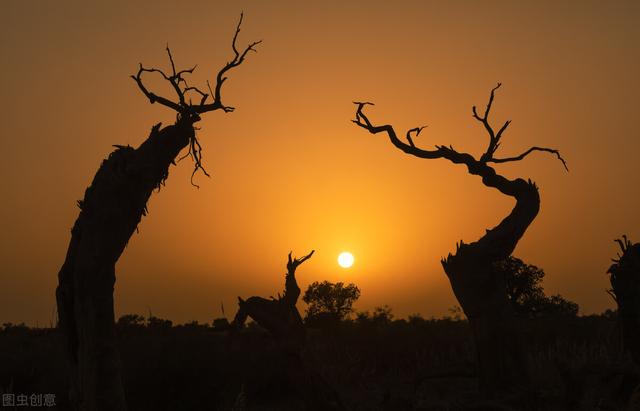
[352,84,567,395]
[231,251,345,410]
[55,15,260,411]
[232,250,314,353]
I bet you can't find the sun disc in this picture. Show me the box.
[338,252,354,268]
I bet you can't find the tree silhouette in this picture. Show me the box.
[55,15,259,411]
[230,251,346,410]
[607,235,640,366]
[353,84,567,395]
[231,250,314,352]
[303,281,360,324]
[496,256,578,318]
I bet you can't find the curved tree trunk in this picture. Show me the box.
[56,119,194,410]
[442,176,539,395]
[55,16,259,409]
[352,84,567,397]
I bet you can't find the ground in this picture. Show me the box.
[0,314,637,410]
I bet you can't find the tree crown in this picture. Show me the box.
[302,281,360,322]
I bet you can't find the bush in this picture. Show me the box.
[494,256,579,318]
[303,281,360,323]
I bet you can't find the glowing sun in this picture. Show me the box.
[337,252,354,268]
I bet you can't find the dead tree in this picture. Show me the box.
[352,84,568,395]
[232,250,314,354]
[55,15,260,411]
[608,235,640,366]
[231,251,345,410]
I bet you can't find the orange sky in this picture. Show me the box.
[1,1,638,325]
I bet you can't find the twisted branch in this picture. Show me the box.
[489,146,569,171]
[131,13,261,185]
[287,250,316,274]
[354,84,568,173]
[472,83,511,161]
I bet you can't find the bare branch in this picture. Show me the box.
[352,101,444,160]
[131,64,182,112]
[206,80,215,101]
[614,235,631,254]
[489,146,569,171]
[132,13,260,118]
[483,83,502,119]
[352,101,375,128]
[165,47,189,106]
[187,128,210,189]
[183,85,209,106]
[351,92,567,201]
[287,250,315,273]
[473,83,512,162]
[495,120,511,144]
[131,13,260,187]
[166,45,177,76]
[406,125,427,148]
[197,12,262,114]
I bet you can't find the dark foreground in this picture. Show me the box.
[0,313,637,410]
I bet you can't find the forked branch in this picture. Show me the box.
[131,12,261,119]
[473,83,511,161]
[282,250,315,306]
[353,84,568,173]
[287,250,315,275]
[131,13,261,186]
[209,13,262,112]
[472,83,567,170]
[352,101,444,160]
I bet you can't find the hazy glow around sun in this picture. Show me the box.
[337,252,354,268]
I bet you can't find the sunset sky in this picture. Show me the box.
[1,0,638,326]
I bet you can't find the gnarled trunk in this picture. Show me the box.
[56,119,194,410]
[231,251,345,410]
[55,17,259,408]
[352,84,567,396]
[442,177,539,394]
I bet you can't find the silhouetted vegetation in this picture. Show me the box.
[353,84,568,396]
[229,251,345,410]
[608,236,640,364]
[2,261,632,410]
[607,235,640,406]
[2,309,637,410]
[303,281,360,326]
[498,256,579,318]
[54,15,260,410]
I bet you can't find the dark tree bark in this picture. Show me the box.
[608,236,640,366]
[352,84,567,396]
[56,15,259,410]
[231,251,345,411]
